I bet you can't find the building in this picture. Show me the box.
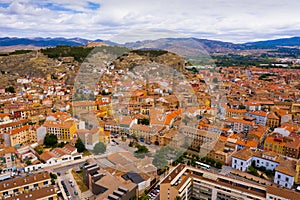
[83,163,138,200]
[77,127,99,150]
[246,111,268,126]
[226,117,255,134]
[225,107,247,118]
[42,119,77,142]
[5,185,57,200]
[2,125,37,148]
[160,164,300,200]
[231,148,300,189]
[266,112,280,128]
[264,134,286,155]
[39,145,81,165]
[0,147,17,168]
[0,172,52,199]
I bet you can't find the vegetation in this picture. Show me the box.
[93,142,106,154]
[131,49,168,57]
[212,54,275,67]
[34,145,44,155]
[75,138,86,153]
[43,133,58,148]
[134,144,149,158]
[140,118,150,125]
[248,166,259,176]
[5,86,15,93]
[41,45,129,63]
[50,172,57,179]
[71,170,88,192]
[25,160,32,166]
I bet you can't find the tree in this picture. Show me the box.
[50,173,57,179]
[153,154,168,169]
[25,160,31,166]
[212,77,218,83]
[43,133,58,148]
[75,138,86,153]
[135,145,149,154]
[93,142,106,154]
[5,86,15,93]
[216,162,223,169]
[140,118,150,125]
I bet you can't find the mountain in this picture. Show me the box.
[246,37,300,48]
[0,37,103,47]
[121,37,246,56]
[1,36,300,55]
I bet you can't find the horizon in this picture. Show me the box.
[1,35,300,45]
[1,0,300,43]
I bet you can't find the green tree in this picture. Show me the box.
[212,77,218,83]
[153,154,168,169]
[34,145,44,155]
[25,160,31,166]
[140,118,150,125]
[50,173,57,179]
[93,142,106,154]
[43,133,58,148]
[135,145,149,154]
[216,162,223,169]
[5,86,15,93]
[75,138,86,153]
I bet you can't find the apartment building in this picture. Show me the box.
[83,163,138,200]
[0,172,52,199]
[160,164,300,200]
[42,119,77,141]
[5,185,57,200]
[2,125,37,148]
[231,147,300,189]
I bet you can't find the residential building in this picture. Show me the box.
[267,112,280,128]
[2,125,37,148]
[0,172,51,198]
[83,163,138,200]
[0,147,16,168]
[77,127,99,150]
[160,164,300,200]
[246,111,268,126]
[42,119,77,142]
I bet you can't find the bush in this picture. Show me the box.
[93,142,106,154]
[216,162,223,169]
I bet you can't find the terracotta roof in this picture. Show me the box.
[248,110,267,117]
[266,186,300,200]
[232,147,253,161]
[0,147,16,154]
[39,151,56,161]
[0,171,50,191]
[5,185,56,200]
[63,143,77,153]
[275,160,296,177]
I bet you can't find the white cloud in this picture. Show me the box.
[0,0,300,43]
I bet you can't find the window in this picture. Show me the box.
[24,186,29,190]
[13,189,18,193]
[286,177,289,182]
[277,174,281,179]
[43,181,48,185]
[34,183,38,188]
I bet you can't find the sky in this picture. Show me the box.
[1,0,300,43]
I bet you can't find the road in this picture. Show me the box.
[57,169,81,200]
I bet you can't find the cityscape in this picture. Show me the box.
[1,1,300,200]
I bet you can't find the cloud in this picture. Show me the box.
[0,0,300,43]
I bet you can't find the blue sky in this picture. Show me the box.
[1,0,300,43]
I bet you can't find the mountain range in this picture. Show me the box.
[1,36,300,54]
